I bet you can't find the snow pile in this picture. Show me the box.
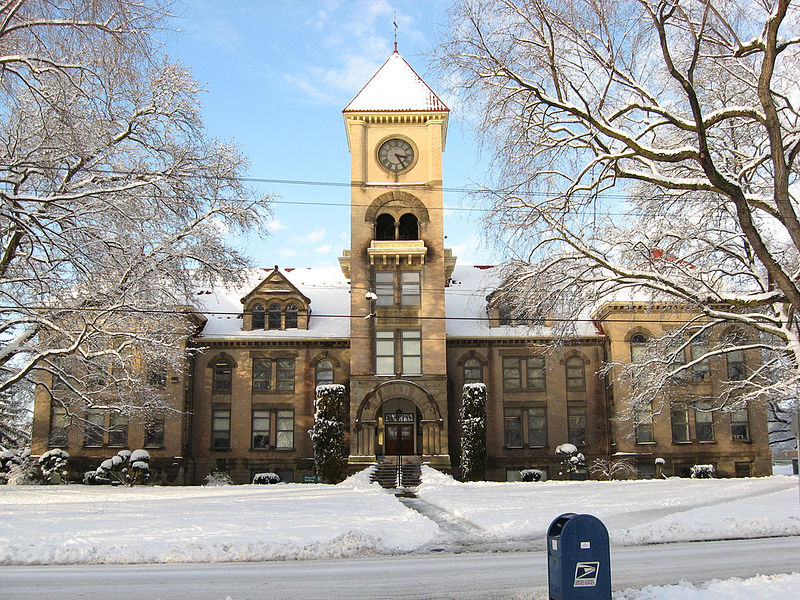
[0,474,439,565]
[616,573,800,600]
[415,468,800,545]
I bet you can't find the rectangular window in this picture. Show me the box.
[634,405,655,444]
[695,403,715,442]
[527,406,547,447]
[252,409,270,449]
[690,339,709,377]
[375,271,394,306]
[376,331,395,375]
[671,404,690,443]
[108,412,128,447]
[503,357,522,391]
[565,359,586,391]
[276,359,295,392]
[526,358,545,390]
[727,350,746,381]
[147,364,167,389]
[401,271,420,306]
[212,407,231,449]
[504,408,523,448]
[253,359,271,392]
[144,415,164,448]
[731,408,750,441]
[568,406,586,446]
[401,330,421,375]
[276,410,294,448]
[84,409,104,447]
[49,404,69,447]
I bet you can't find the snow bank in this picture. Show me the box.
[616,573,800,600]
[0,476,439,565]
[416,469,800,545]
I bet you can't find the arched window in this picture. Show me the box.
[213,360,232,394]
[315,359,334,386]
[285,304,298,329]
[376,214,395,240]
[268,303,282,330]
[463,357,482,383]
[251,303,265,330]
[398,213,419,240]
[565,356,586,391]
[630,333,648,363]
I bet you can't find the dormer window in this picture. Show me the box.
[252,303,265,330]
[268,304,282,330]
[285,304,298,329]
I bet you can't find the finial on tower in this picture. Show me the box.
[393,12,398,52]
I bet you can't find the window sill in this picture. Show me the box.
[635,441,657,445]
[732,438,751,443]
[504,446,524,450]
[144,445,164,450]
[698,440,716,444]
[672,441,692,444]
[274,447,295,451]
[211,447,231,452]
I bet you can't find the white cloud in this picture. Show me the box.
[315,244,333,254]
[266,218,288,232]
[294,229,327,244]
[278,248,298,257]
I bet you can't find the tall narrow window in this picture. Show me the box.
[375,213,395,240]
[276,410,294,448]
[401,330,421,375]
[268,303,282,330]
[502,357,522,390]
[528,407,547,447]
[527,357,545,390]
[401,271,420,306]
[690,337,710,377]
[375,272,394,306]
[568,406,586,446]
[285,304,298,328]
[213,361,232,394]
[212,407,231,449]
[49,404,69,447]
[108,412,128,447]
[251,303,266,330]
[695,402,715,442]
[276,359,295,392]
[84,409,104,447]
[463,358,482,383]
[504,408,523,448]
[398,213,419,240]
[315,359,334,386]
[498,306,513,326]
[630,333,648,362]
[671,404,690,442]
[144,414,164,448]
[731,408,750,441]
[634,404,655,443]
[147,364,167,389]
[727,350,746,380]
[252,408,270,449]
[376,331,395,375]
[253,358,271,392]
[565,356,586,391]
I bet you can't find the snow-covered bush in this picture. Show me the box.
[252,472,281,485]
[555,443,585,477]
[691,464,716,479]
[460,383,487,481]
[308,384,347,483]
[204,469,233,486]
[655,457,667,479]
[2,448,42,485]
[38,449,70,484]
[88,449,150,486]
[520,469,543,482]
[589,458,635,480]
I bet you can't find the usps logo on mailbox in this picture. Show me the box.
[573,561,600,587]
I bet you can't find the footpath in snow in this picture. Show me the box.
[0,467,798,566]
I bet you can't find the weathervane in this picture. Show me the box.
[393,12,398,52]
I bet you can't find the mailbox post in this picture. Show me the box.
[547,513,611,600]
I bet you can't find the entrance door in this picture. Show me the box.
[385,424,414,455]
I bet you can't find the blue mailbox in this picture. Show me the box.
[547,513,611,600]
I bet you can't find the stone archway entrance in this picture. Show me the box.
[379,398,419,456]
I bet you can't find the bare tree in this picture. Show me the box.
[0,1,272,434]
[438,0,800,427]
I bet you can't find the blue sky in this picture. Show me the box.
[163,0,498,269]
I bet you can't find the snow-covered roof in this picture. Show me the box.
[343,51,449,113]
[192,265,599,341]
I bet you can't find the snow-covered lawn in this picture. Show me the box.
[0,468,797,566]
[416,467,800,545]
[617,573,800,600]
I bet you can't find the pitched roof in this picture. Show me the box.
[343,51,449,113]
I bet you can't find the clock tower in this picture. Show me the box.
[340,50,455,472]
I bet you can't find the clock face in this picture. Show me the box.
[378,138,414,172]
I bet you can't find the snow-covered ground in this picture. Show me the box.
[617,573,800,600]
[0,468,797,566]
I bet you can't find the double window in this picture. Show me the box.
[502,357,545,391]
[375,330,421,375]
[503,406,547,448]
[251,358,295,393]
[373,271,421,307]
[248,408,295,450]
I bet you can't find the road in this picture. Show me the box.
[1,536,798,600]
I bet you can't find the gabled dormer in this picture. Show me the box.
[240,266,311,331]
